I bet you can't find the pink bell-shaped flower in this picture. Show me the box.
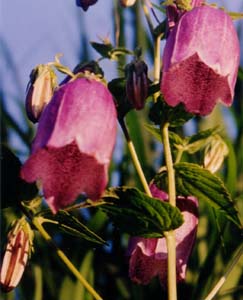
[21,77,117,213]
[127,184,198,286]
[161,6,240,116]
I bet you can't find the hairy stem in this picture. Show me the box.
[162,122,177,300]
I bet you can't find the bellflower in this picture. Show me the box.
[161,6,240,115]
[21,77,117,213]
[127,184,198,286]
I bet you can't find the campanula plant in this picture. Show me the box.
[1,1,242,300]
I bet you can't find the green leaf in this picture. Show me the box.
[100,187,183,238]
[38,210,106,245]
[172,163,241,227]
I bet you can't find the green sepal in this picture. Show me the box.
[37,210,106,245]
[90,41,133,60]
[149,97,193,127]
[100,187,183,238]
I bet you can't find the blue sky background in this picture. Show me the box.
[1,0,243,154]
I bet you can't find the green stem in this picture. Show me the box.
[119,118,152,197]
[204,243,243,300]
[162,123,176,206]
[162,122,177,300]
[32,216,103,300]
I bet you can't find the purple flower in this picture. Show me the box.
[166,0,204,31]
[21,77,117,213]
[161,6,240,116]
[76,0,98,11]
[127,184,198,286]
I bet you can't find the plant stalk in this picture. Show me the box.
[162,122,177,300]
[32,216,103,300]
[119,118,152,197]
[204,243,243,300]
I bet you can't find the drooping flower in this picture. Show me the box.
[0,218,33,293]
[125,59,149,110]
[25,64,57,123]
[127,184,198,286]
[21,76,117,213]
[161,6,240,116]
[76,0,98,11]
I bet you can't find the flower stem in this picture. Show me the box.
[32,216,103,300]
[204,243,243,300]
[119,118,152,197]
[161,122,177,300]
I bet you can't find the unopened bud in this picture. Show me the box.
[76,0,98,11]
[0,218,33,292]
[26,65,57,123]
[120,0,136,7]
[204,135,229,173]
[125,59,149,110]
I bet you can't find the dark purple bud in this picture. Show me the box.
[125,59,149,110]
[21,76,117,213]
[25,65,57,123]
[0,219,33,293]
[76,0,98,11]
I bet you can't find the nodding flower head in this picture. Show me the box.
[161,6,240,116]
[127,184,198,286]
[21,76,117,213]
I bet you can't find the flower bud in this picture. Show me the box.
[0,218,33,292]
[120,0,136,7]
[26,64,57,123]
[204,135,229,173]
[76,0,98,11]
[125,59,149,110]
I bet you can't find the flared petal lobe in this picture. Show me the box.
[21,78,117,213]
[127,184,198,286]
[161,6,240,115]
